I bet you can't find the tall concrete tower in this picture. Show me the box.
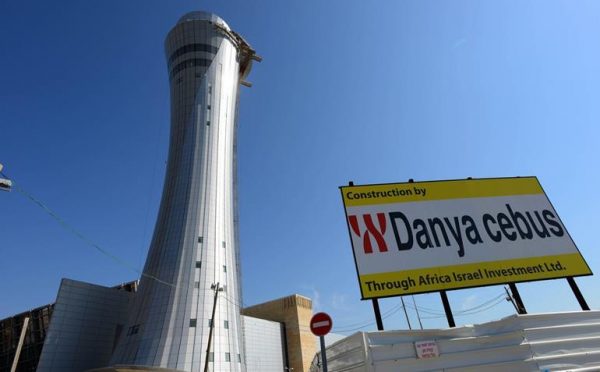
[110,11,258,371]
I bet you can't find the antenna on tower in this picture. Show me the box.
[213,22,262,87]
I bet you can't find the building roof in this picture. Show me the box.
[176,11,230,31]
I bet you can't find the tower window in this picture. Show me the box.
[208,319,213,327]
[238,354,241,362]
[190,319,197,327]
[195,261,201,268]
[198,236,203,243]
[169,58,211,79]
[168,44,218,66]
[224,320,229,329]
[222,241,226,248]
[223,265,227,273]
[209,352,214,362]
[194,281,200,288]
[127,324,140,336]
[225,352,231,362]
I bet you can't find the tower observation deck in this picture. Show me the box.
[110,11,259,371]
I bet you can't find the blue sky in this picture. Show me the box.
[1,0,599,332]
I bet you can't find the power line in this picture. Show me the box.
[420,297,507,319]
[333,305,402,331]
[334,303,406,333]
[402,293,506,316]
[1,171,176,288]
[333,292,506,332]
[333,302,403,330]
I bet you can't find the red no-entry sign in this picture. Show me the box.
[310,312,333,337]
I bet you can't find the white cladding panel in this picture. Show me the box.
[242,315,286,372]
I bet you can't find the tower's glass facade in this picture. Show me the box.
[110,11,255,371]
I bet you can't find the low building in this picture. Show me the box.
[243,294,317,372]
[2,279,315,372]
[0,303,54,371]
[0,279,137,372]
[36,279,137,371]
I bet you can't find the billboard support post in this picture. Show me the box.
[372,298,384,330]
[508,283,527,314]
[439,291,455,328]
[566,277,590,311]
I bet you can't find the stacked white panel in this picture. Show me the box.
[310,311,600,371]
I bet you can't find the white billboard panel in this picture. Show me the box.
[340,177,591,299]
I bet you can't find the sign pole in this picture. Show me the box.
[311,312,333,372]
[566,277,590,311]
[372,298,384,331]
[439,291,455,328]
[319,335,328,372]
[508,283,527,314]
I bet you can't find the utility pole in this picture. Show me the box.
[400,297,412,330]
[204,283,223,372]
[504,286,520,313]
[412,295,424,330]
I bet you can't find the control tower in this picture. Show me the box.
[110,11,259,371]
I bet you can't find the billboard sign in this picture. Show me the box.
[340,177,592,299]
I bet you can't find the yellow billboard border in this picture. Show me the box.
[339,177,593,301]
[341,176,542,207]
[359,252,591,299]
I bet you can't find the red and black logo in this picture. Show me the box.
[348,213,388,254]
